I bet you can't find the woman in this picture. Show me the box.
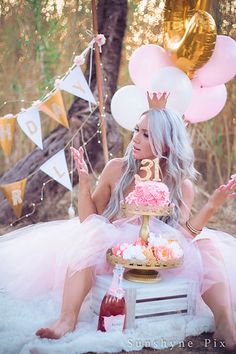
[1,97,236,349]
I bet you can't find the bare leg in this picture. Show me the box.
[202,282,236,351]
[36,266,93,339]
[198,239,236,351]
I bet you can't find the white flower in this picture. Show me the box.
[4,113,14,118]
[74,55,85,66]
[148,233,168,247]
[95,34,106,46]
[123,245,146,261]
[54,79,61,89]
[169,242,184,258]
[32,100,41,107]
[120,243,129,251]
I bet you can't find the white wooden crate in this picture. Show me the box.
[91,275,196,329]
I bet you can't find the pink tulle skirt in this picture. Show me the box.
[0,214,236,310]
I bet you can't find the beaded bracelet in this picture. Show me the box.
[185,220,202,236]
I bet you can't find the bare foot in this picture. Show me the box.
[36,314,77,340]
[213,322,236,351]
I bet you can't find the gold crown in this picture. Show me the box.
[147,92,169,110]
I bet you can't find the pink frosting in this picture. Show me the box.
[125,180,170,206]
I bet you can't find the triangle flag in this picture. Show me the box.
[17,107,43,149]
[60,66,96,104]
[40,149,72,191]
[39,90,69,129]
[0,178,27,218]
[0,116,16,157]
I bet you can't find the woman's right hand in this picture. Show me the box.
[70,146,89,186]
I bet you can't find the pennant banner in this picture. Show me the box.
[0,116,16,157]
[39,90,69,129]
[17,107,43,149]
[40,149,72,191]
[0,178,27,218]
[60,66,96,104]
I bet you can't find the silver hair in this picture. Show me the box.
[102,108,198,224]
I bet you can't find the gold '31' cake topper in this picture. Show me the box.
[137,158,161,182]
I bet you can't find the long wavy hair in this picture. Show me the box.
[102,108,198,224]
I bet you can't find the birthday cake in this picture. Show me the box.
[121,177,173,216]
[106,177,183,268]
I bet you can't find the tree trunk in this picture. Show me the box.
[0,0,128,226]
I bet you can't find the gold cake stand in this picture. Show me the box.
[106,203,183,283]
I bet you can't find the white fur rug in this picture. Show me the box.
[0,289,214,354]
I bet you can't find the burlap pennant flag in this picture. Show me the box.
[0,178,27,218]
[60,66,96,104]
[40,149,72,191]
[17,107,43,149]
[0,116,16,157]
[39,90,69,128]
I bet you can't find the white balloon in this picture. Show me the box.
[111,85,149,130]
[151,67,192,116]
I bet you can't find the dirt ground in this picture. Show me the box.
[0,184,235,354]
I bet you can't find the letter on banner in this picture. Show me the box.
[17,107,43,149]
[40,149,72,191]
[39,90,69,128]
[26,121,37,134]
[0,178,27,218]
[60,66,96,104]
[0,116,16,157]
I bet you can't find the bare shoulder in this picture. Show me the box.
[92,158,124,214]
[101,158,124,180]
[105,158,124,171]
[181,179,195,209]
[182,178,195,195]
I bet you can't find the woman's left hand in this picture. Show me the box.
[209,175,236,210]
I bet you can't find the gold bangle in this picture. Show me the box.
[186,220,202,235]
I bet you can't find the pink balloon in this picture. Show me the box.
[129,44,173,91]
[196,35,236,87]
[184,78,227,123]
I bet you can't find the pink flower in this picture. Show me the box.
[134,238,147,246]
[154,245,171,261]
[112,243,129,257]
[74,55,85,66]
